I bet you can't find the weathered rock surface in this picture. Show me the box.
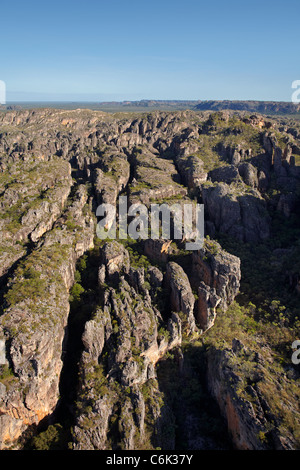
[0,159,72,278]
[72,242,181,450]
[206,341,297,450]
[191,240,241,331]
[0,185,94,448]
[0,107,299,450]
[202,182,271,243]
[165,261,196,333]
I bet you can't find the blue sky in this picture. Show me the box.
[1,0,299,102]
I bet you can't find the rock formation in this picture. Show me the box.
[0,107,299,450]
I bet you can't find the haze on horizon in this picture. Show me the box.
[1,0,299,103]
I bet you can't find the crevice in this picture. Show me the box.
[49,247,104,446]
[124,147,139,189]
[156,345,233,450]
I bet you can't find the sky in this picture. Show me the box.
[0,0,299,102]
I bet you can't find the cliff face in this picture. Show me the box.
[0,108,299,450]
[0,184,94,448]
[206,339,298,450]
[72,242,183,450]
[191,240,241,331]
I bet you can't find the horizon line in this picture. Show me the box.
[5,98,298,104]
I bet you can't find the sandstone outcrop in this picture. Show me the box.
[165,261,196,334]
[0,185,94,448]
[207,341,297,450]
[191,240,241,331]
[0,107,299,450]
[72,242,182,450]
[202,182,271,243]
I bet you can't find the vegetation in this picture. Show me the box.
[201,302,300,447]
[217,210,300,327]
[156,345,231,449]
[29,424,69,450]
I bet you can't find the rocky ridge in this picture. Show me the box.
[0,108,299,450]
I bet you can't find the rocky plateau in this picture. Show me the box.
[0,107,299,450]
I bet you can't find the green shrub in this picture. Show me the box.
[31,424,67,450]
[69,282,85,303]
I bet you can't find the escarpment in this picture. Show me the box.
[0,184,94,448]
[72,241,183,450]
[0,108,299,450]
